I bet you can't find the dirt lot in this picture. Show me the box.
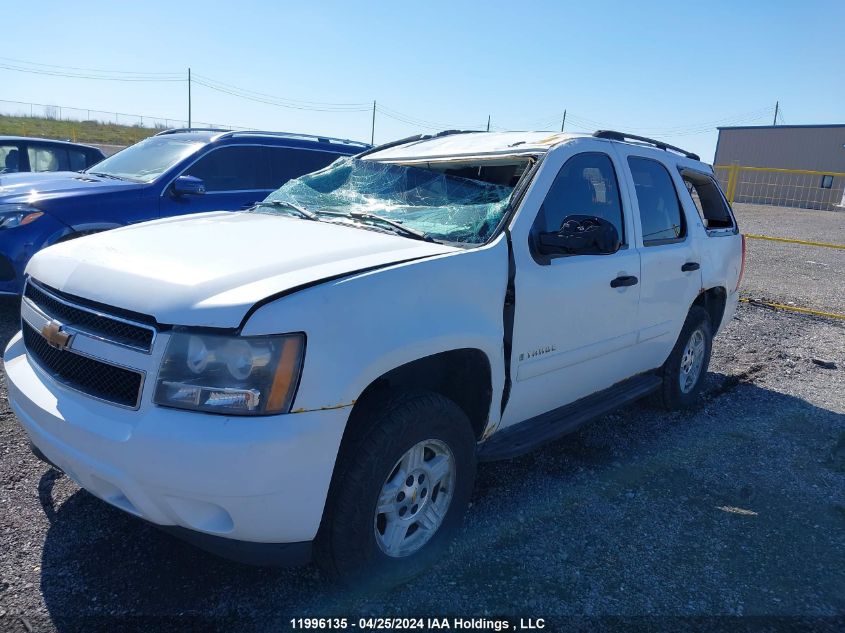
[0,206,843,632]
[733,203,845,315]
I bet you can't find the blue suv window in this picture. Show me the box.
[265,147,339,189]
[185,146,267,192]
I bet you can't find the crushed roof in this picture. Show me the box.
[366,131,584,161]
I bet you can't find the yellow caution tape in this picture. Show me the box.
[741,298,845,320]
[745,234,845,250]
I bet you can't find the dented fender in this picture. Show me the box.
[242,237,511,432]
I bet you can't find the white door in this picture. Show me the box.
[502,144,642,428]
[614,148,703,370]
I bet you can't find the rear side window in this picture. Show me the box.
[28,146,68,172]
[628,157,685,245]
[681,170,734,229]
[68,149,89,171]
[185,146,268,192]
[537,152,625,243]
[265,147,341,189]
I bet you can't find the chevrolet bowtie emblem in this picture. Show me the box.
[41,320,73,350]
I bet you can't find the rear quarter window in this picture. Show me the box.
[68,149,89,171]
[681,169,735,230]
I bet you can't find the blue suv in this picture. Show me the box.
[0,129,368,294]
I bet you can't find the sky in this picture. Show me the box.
[2,0,844,162]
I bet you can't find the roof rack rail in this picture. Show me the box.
[357,134,426,158]
[223,130,370,147]
[357,129,480,158]
[592,130,700,161]
[155,127,231,136]
[154,128,370,147]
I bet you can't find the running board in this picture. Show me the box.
[477,373,662,461]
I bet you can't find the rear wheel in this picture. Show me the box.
[652,306,712,409]
[316,390,476,587]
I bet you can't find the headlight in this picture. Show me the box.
[154,330,305,415]
[0,204,44,229]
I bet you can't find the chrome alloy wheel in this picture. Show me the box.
[679,328,706,393]
[374,438,455,558]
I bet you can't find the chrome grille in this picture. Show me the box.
[22,321,144,408]
[24,280,155,352]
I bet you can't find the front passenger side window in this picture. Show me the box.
[184,146,266,192]
[536,152,625,243]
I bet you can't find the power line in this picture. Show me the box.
[191,73,371,108]
[191,77,371,112]
[375,103,482,131]
[0,62,184,82]
[0,56,182,77]
[0,56,784,139]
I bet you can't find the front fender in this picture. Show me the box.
[242,238,510,425]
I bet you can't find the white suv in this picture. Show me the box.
[5,130,744,583]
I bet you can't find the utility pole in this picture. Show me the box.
[773,100,778,126]
[487,115,490,132]
[371,100,376,145]
[188,67,192,130]
[561,110,567,132]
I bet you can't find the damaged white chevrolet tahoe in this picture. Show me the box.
[5,130,744,583]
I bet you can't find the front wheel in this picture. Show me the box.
[315,390,476,587]
[652,305,713,410]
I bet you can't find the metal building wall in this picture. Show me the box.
[715,125,845,171]
[714,125,845,210]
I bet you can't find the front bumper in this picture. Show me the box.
[4,331,349,561]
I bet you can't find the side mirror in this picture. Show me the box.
[172,175,206,196]
[537,215,620,256]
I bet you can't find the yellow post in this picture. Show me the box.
[726,164,739,205]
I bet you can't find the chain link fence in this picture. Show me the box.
[715,164,845,211]
[0,98,245,132]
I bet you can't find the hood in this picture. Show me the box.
[26,211,458,328]
[0,171,142,202]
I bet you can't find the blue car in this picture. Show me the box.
[0,136,105,175]
[0,129,369,294]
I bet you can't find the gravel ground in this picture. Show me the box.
[0,298,843,631]
[734,203,845,244]
[732,203,845,316]
[732,203,844,245]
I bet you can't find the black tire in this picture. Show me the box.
[315,390,476,587]
[652,305,713,410]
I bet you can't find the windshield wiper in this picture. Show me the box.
[87,172,127,181]
[255,199,318,221]
[329,210,434,242]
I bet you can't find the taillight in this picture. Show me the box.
[735,234,746,291]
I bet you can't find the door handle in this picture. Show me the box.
[681,262,700,272]
[610,275,638,288]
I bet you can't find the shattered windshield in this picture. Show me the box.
[252,157,515,244]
